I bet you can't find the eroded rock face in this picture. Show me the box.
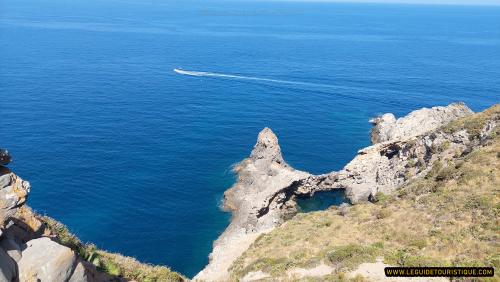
[370,103,473,143]
[194,128,310,281]
[0,166,30,225]
[18,237,77,282]
[197,103,499,281]
[335,131,470,203]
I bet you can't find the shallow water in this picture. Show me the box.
[297,190,347,213]
[1,0,499,277]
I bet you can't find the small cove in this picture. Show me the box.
[296,190,347,213]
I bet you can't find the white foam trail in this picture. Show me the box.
[173,68,421,97]
[174,68,351,90]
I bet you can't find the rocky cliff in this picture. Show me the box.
[195,102,489,281]
[194,128,310,281]
[1,102,492,282]
[229,104,499,281]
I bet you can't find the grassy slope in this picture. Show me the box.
[230,105,500,281]
[40,216,186,282]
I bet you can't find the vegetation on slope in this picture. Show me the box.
[230,105,499,281]
[40,216,185,282]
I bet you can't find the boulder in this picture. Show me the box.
[18,237,77,282]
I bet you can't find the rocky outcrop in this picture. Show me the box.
[370,103,472,143]
[0,159,118,282]
[194,128,310,281]
[196,103,498,281]
[317,103,495,203]
[0,166,30,225]
[0,166,95,282]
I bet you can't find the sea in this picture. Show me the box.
[1,0,499,277]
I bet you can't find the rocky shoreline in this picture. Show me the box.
[1,102,490,282]
[195,102,476,281]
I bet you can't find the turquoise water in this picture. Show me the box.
[1,0,499,277]
[297,190,347,212]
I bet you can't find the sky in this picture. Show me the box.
[270,0,500,5]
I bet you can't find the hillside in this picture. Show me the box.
[229,105,499,281]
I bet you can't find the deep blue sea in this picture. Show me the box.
[1,0,499,277]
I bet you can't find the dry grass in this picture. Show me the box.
[40,216,185,282]
[229,107,500,281]
[442,104,500,140]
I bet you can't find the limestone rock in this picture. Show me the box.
[195,128,310,281]
[2,206,47,243]
[249,127,285,165]
[0,166,30,226]
[197,103,499,281]
[370,102,472,143]
[18,237,77,282]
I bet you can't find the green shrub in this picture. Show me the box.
[99,258,121,276]
[326,244,379,270]
[374,192,390,205]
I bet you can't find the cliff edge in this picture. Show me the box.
[1,102,492,282]
[230,104,499,281]
[196,102,492,281]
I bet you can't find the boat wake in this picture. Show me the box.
[173,68,346,90]
[173,69,420,99]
